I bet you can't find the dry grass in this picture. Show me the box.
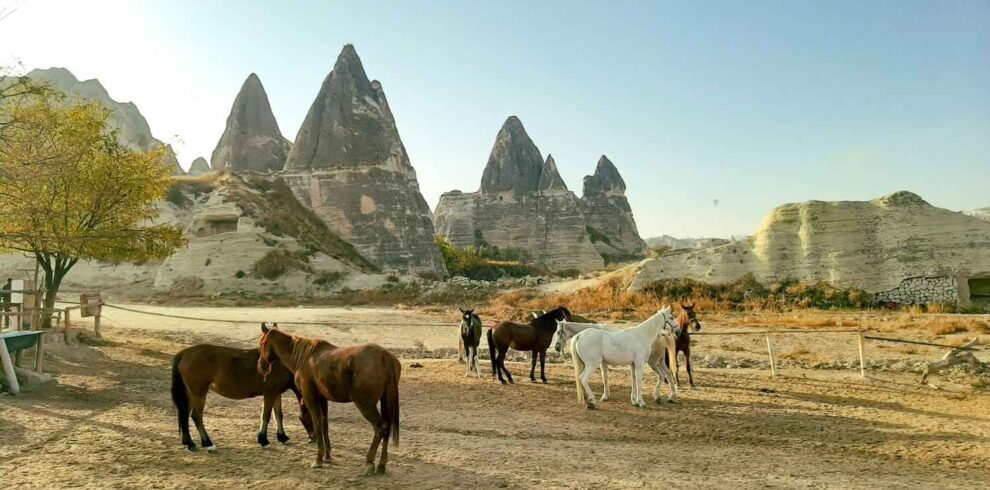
[779,347,812,360]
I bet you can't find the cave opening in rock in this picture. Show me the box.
[968,277,990,299]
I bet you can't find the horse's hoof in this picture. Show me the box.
[204,445,218,452]
[585,402,597,410]
[183,444,197,452]
[311,462,323,469]
[260,443,271,449]
[277,433,290,444]
[530,378,537,383]
[376,464,387,475]
[365,463,376,476]
[541,379,548,384]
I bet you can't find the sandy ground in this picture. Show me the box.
[2,306,990,489]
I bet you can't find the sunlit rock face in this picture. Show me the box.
[211,73,291,173]
[26,67,185,175]
[435,117,605,272]
[282,45,445,276]
[580,155,648,261]
[187,157,211,176]
[631,192,990,305]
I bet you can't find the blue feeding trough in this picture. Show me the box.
[0,331,45,395]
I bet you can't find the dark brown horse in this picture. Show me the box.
[664,302,703,386]
[258,324,401,475]
[170,337,313,451]
[487,306,572,384]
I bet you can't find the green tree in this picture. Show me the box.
[0,87,185,326]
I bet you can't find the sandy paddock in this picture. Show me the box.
[1,306,989,489]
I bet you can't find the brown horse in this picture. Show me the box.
[170,339,313,451]
[258,324,401,475]
[487,306,572,384]
[664,302,703,386]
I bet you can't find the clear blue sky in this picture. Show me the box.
[2,0,988,238]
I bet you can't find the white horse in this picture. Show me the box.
[570,306,680,408]
[555,320,679,403]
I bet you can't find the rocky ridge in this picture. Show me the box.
[210,73,291,173]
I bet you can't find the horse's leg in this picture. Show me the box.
[302,394,325,468]
[257,394,275,448]
[356,401,386,476]
[318,397,331,463]
[457,335,465,364]
[500,349,514,384]
[600,363,609,401]
[494,348,506,384]
[529,350,537,382]
[632,362,646,407]
[274,395,290,444]
[539,349,548,384]
[685,344,695,387]
[189,394,216,451]
[579,360,599,409]
[464,341,472,377]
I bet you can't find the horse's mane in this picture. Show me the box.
[532,307,569,330]
[260,329,333,374]
[677,311,690,329]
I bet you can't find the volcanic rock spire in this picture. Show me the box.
[581,155,647,258]
[211,73,290,173]
[479,116,545,196]
[281,45,445,275]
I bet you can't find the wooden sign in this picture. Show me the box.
[80,293,102,318]
[9,279,24,304]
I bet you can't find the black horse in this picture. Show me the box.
[487,306,571,384]
[459,308,483,378]
[664,303,703,386]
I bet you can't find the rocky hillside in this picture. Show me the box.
[25,67,184,175]
[0,173,387,298]
[646,235,730,250]
[630,191,990,306]
[434,117,646,271]
[210,73,291,173]
[282,45,445,276]
[187,157,211,176]
[967,207,990,222]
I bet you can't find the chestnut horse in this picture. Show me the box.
[258,324,401,475]
[664,303,703,386]
[487,306,571,384]
[170,340,313,451]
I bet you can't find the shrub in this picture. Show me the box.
[235,270,245,279]
[253,248,312,280]
[436,235,544,281]
[313,271,345,288]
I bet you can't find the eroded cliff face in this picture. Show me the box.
[211,73,291,173]
[580,155,647,260]
[281,45,445,276]
[187,157,211,176]
[631,191,990,297]
[434,118,604,271]
[25,67,185,175]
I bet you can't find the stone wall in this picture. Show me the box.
[874,276,958,305]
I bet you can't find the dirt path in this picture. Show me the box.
[2,309,989,489]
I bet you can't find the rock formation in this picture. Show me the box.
[187,157,211,176]
[210,73,290,173]
[630,191,990,306]
[281,45,446,275]
[646,235,731,250]
[580,156,648,260]
[25,67,185,175]
[434,117,605,271]
[967,207,990,223]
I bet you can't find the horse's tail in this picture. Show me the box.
[170,352,190,437]
[486,328,497,378]
[382,354,401,447]
[571,336,585,403]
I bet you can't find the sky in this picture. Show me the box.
[1,0,987,238]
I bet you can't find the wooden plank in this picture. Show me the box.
[858,331,867,378]
[765,334,777,376]
[0,338,19,395]
[34,334,44,372]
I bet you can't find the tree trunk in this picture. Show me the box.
[38,254,75,330]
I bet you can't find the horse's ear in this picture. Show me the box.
[273,322,278,329]
[261,322,269,333]
[459,307,466,314]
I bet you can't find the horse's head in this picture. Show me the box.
[678,302,702,332]
[554,320,566,354]
[258,322,281,380]
[657,305,681,337]
[459,307,476,336]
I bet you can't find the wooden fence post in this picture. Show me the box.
[34,335,44,372]
[64,308,72,345]
[94,309,102,338]
[857,331,867,378]
[765,334,777,376]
